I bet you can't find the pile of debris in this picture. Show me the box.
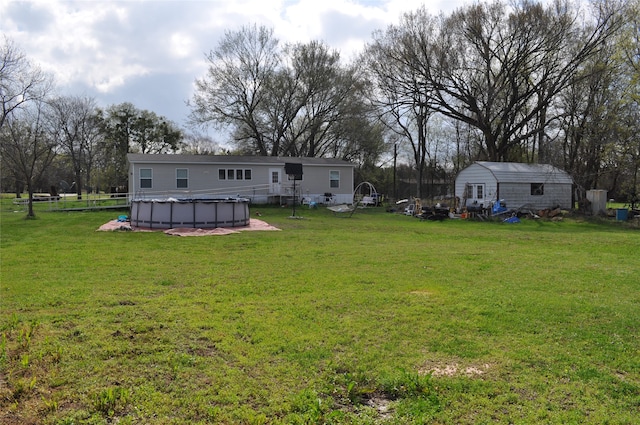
[418,204,451,221]
[534,207,565,220]
[477,204,567,221]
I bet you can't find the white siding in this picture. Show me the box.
[455,165,497,208]
[498,183,572,210]
[128,154,355,204]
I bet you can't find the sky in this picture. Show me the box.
[2,0,480,141]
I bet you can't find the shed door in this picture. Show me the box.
[268,168,281,194]
[466,183,486,206]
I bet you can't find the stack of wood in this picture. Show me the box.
[537,208,563,219]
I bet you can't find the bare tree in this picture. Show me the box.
[0,37,53,198]
[0,37,51,130]
[555,43,622,193]
[283,41,360,158]
[423,0,623,162]
[256,70,300,156]
[48,95,101,199]
[363,6,437,198]
[180,131,222,155]
[615,0,640,206]
[190,26,377,160]
[190,24,281,156]
[0,101,57,217]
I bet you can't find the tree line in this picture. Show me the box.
[190,0,638,203]
[0,37,198,216]
[2,0,639,215]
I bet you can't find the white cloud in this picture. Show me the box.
[5,1,147,90]
[169,32,196,59]
[92,61,150,93]
[279,0,383,40]
[0,0,483,129]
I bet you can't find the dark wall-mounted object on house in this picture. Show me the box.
[285,162,303,181]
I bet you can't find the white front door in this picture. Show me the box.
[268,168,281,194]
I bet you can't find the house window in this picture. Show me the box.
[140,168,152,189]
[219,168,251,180]
[330,171,340,188]
[476,185,483,199]
[176,168,188,188]
[531,183,544,196]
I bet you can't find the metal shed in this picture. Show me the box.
[455,161,574,211]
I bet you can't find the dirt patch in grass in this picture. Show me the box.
[97,218,280,235]
[409,290,434,296]
[366,395,394,419]
[420,362,491,377]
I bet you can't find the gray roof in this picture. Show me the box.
[475,161,573,184]
[127,153,354,167]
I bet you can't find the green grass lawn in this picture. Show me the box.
[1,200,639,424]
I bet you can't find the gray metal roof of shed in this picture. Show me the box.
[475,161,573,184]
[127,153,354,167]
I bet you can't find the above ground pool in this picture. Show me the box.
[130,198,250,229]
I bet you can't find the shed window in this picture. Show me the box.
[176,168,188,188]
[464,184,472,199]
[140,168,152,189]
[531,183,544,196]
[219,169,226,180]
[227,169,235,180]
[244,169,252,180]
[330,171,340,188]
[476,185,483,199]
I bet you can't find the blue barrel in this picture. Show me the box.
[616,208,628,221]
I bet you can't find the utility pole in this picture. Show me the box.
[393,143,398,201]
